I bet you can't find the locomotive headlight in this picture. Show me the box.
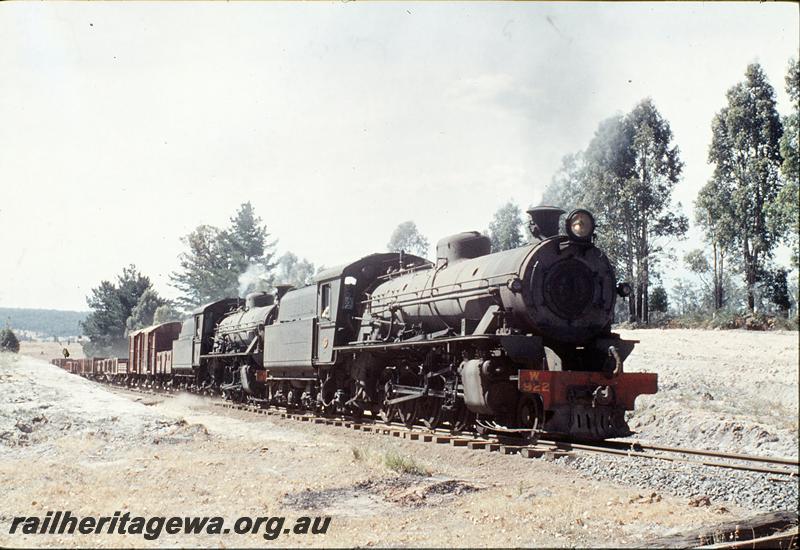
[566,209,595,240]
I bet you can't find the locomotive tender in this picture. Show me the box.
[63,207,657,440]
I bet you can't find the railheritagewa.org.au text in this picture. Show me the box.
[9,511,331,540]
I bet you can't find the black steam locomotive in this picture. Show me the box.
[94,207,658,440]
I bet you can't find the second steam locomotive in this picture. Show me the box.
[60,207,657,440]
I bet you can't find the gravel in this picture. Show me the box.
[548,328,800,514]
[554,453,799,513]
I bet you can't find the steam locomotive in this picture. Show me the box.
[61,207,657,440]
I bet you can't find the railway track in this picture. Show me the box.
[538,437,799,477]
[104,381,799,478]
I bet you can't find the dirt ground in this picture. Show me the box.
[1,329,797,548]
[18,341,84,361]
[617,329,799,458]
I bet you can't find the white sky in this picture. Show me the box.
[1,2,797,311]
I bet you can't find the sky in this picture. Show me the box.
[1,2,797,311]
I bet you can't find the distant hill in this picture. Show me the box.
[0,307,87,338]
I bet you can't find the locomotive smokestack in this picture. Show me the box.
[527,206,565,239]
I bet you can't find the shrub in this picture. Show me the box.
[0,328,20,353]
[649,286,669,314]
[383,450,430,476]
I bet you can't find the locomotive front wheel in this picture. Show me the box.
[396,400,418,428]
[517,395,545,442]
[449,404,474,434]
[416,397,443,430]
[380,404,398,424]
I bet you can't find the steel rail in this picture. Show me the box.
[540,436,799,467]
[628,441,797,467]
[539,440,797,476]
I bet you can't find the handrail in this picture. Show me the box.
[368,288,499,314]
[361,271,517,306]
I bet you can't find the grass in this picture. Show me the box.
[616,311,799,331]
[383,450,430,476]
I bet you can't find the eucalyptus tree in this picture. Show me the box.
[275,252,316,288]
[387,221,430,258]
[488,201,525,252]
[776,58,799,267]
[694,182,736,311]
[542,153,584,215]
[544,99,687,323]
[704,63,784,311]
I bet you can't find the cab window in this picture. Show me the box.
[320,284,331,319]
[343,276,357,311]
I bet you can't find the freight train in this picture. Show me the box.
[54,207,657,440]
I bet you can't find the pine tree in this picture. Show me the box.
[225,202,278,296]
[170,225,230,309]
[225,202,277,268]
[126,288,168,331]
[153,304,183,324]
[170,203,278,308]
[81,265,154,356]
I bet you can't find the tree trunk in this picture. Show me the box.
[718,253,725,310]
[636,282,643,322]
[712,241,720,311]
[641,221,649,324]
[743,235,756,312]
[712,241,726,311]
[747,267,756,312]
[628,291,636,322]
[634,252,643,323]
[642,260,649,324]
[626,225,636,323]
